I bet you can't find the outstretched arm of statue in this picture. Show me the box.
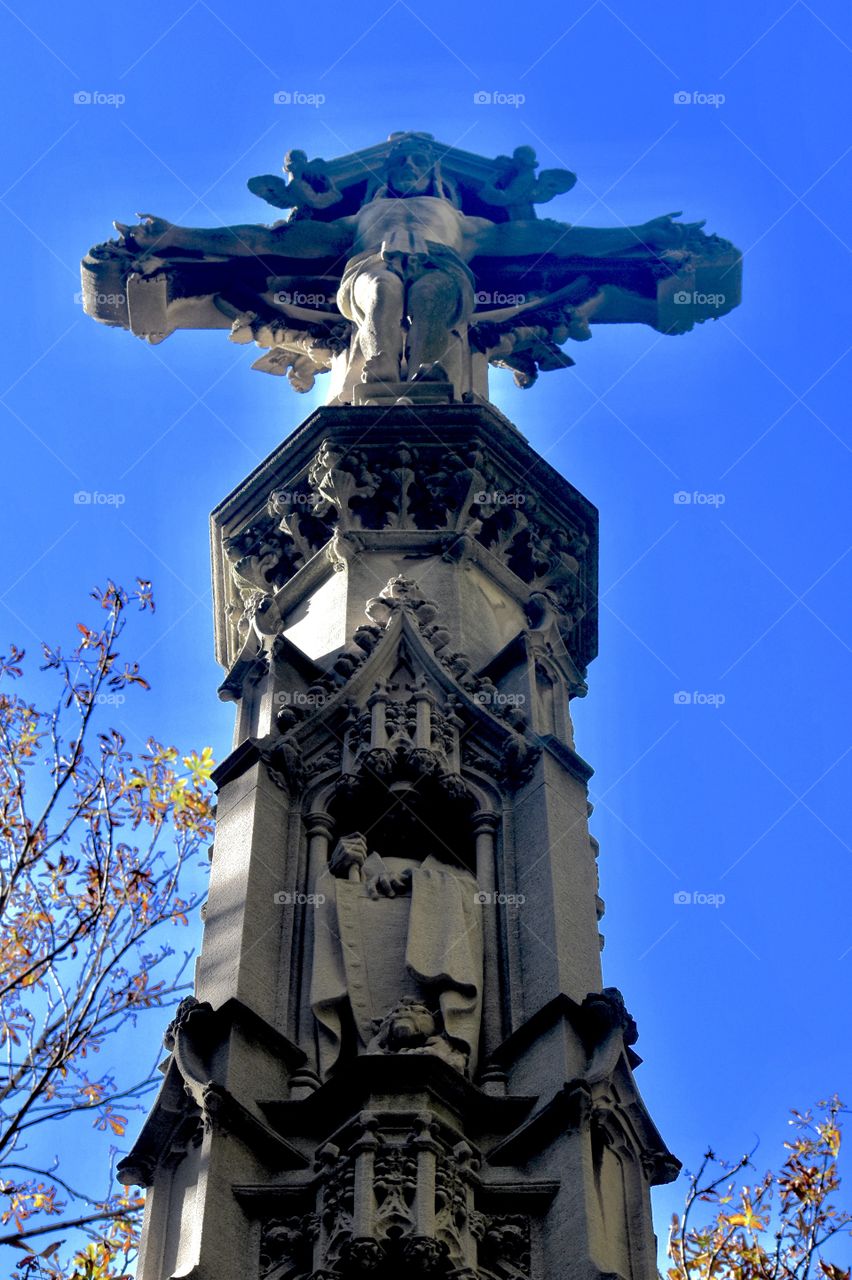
[114,212,356,259]
[472,212,708,260]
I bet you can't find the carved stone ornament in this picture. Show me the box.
[260,1113,529,1279]
[217,427,596,690]
[82,132,741,404]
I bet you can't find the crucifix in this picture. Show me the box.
[82,131,740,403]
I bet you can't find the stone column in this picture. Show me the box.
[472,810,503,1075]
[292,809,335,1091]
[351,1112,379,1239]
[118,403,680,1280]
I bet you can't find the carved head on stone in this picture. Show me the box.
[377,135,458,204]
[283,148,309,177]
[369,998,438,1052]
[497,144,537,174]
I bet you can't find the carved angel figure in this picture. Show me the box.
[247,149,344,218]
[477,144,578,220]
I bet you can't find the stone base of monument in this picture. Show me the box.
[352,379,457,406]
[120,996,677,1280]
[112,399,679,1280]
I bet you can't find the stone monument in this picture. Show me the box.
[81,131,741,1280]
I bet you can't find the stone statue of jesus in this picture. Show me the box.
[118,135,703,388]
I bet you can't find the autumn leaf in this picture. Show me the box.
[727,1205,766,1231]
[183,746,215,785]
[819,1263,850,1280]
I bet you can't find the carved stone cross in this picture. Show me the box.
[81,131,741,405]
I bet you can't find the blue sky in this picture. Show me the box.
[1,0,851,1257]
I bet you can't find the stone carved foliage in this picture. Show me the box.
[582,986,639,1049]
[259,737,307,796]
[162,995,205,1051]
[308,441,480,533]
[348,698,455,759]
[225,480,336,636]
[260,1214,320,1280]
[363,576,528,730]
[263,1113,529,1279]
[354,576,539,789]
[466,480,589,621]
[345,682,463,804]
[270,625,383,739]
[120,998,283,1190]
[223,441,592,655]
[372,1146,417,1241]
[308,444,589,605]
[459,739,541,792]
[476,1217,531,1279]
[321,1145,357,1262]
